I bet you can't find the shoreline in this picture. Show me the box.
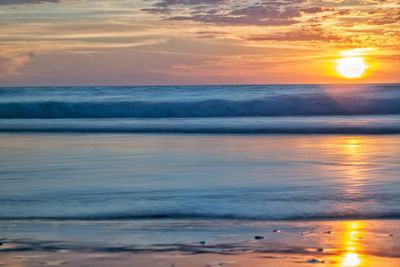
[1,219,399,266]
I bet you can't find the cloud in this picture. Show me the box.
[0,0,58,5]
[246,27,350,43]
[365,7,400,25]
[144,0,400,35]
[0,0,80,6]
[0,0,399,84]
[0,1,168,79]
[144,0,304,26]
[0,52,34,77]
[154,0,225,6]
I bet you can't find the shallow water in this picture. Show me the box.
[0,134,399,222]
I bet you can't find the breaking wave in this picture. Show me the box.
[1,96,400,119]
[1,211,400,221]
[1,116,399,134]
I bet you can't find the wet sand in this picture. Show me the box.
[1,250,399,267]
[1,220,399,267]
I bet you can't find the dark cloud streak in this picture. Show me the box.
[145,0,304,26]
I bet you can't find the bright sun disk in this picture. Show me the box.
[336,57,368,79]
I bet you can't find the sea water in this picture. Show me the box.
[0,84,399,247]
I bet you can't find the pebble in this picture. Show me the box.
[273,229,281,233]
[324,231,332,234]
[306,258,324,264]
[199,241,206,245]
[254,235,264,240]
[206,261,230,267]
[316,248,324,252]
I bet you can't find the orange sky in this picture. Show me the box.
[0,0,399,85]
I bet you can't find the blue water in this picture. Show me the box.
[0,133,399,221]
[0,84,399,247]
[0,84,399,134]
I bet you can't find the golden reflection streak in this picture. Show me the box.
[330,138,370,266]
[340,221,364,267]
[340,137,370,197]
[340,140,365,266]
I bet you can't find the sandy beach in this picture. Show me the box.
[1,219,399,267]
[2,251,399,267]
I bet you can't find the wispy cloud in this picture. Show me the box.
[0,0,64,5]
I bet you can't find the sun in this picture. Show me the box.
[336,57,368,79]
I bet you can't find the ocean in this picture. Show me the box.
[0,84,399,134]
[0,84,399,249]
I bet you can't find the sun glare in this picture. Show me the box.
[336,57,368,79]
[343,253,362,267]
[340,222,364,267]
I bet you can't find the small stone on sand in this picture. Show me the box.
[316,248,324,252]
[306,258,324,264]
[273,229,281,233]
[254,235,264,240]
[206,261,231,267]
[199,241,206,245]
[324,231,332,234]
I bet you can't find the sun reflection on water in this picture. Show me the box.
[343,253,362,267]
[340,138,365,267]
[341,222,364,267]
[339,137,371,199]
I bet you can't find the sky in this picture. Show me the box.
[0,0,399,86]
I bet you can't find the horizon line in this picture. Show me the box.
[1,82,399,88]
